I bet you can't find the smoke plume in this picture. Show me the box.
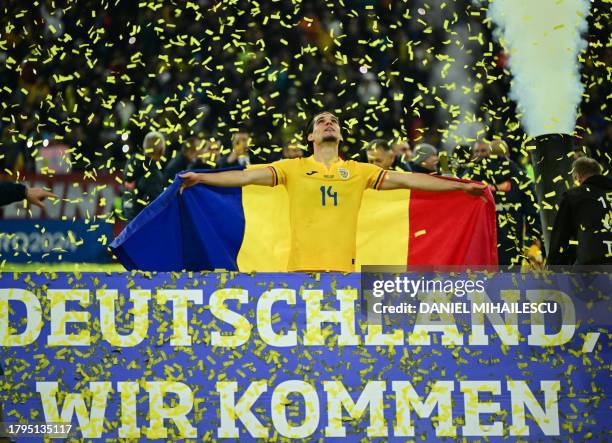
[486,0,590,136]
[433,23,485,150]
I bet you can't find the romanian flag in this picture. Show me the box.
[110,169,498,271]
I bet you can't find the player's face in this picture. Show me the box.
[308,112,342,145]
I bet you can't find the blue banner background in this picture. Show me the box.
[0,272,609,441]
[0,221,113,263]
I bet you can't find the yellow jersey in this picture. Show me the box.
[269,156,387,272]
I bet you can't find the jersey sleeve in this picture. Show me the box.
[0,182,27,206]
[268,158,294,186]
[358,162,387,190]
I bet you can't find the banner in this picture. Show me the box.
[0,271,609,441]
[0,220,114,263]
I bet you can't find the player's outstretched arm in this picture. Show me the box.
[380,171,487,196]
[179,168,274,192]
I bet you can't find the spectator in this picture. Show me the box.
[282,143,305,159]
[391,140,413,170]
[220,131,270,167]
[222,132,251,167]
[408,143,439,174]
[472,140,490,160]
[465,139,546,266]
[490,139,545,266]
[0,2,607,174]
[548,157,612,265]
[121,131,167,220]
[366,139,410,172]
[391,140,413,161]
[163,137,207,183]
[202,139,224,168]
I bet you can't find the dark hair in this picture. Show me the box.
[572,157,601,178]
[304,111,341,152]
[367,139,391,152]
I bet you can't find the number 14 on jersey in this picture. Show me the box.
[320,186,338,206]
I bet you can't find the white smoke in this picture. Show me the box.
[433,23,485,150]
[486,0,590,136]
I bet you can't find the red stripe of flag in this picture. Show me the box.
[407,178,498,267]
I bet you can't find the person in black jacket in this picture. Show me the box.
[548,157,612,265]
[463,139,544,267]
[0,182,56,208]
[490,140,545,265]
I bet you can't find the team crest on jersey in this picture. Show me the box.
[338,168,350,180]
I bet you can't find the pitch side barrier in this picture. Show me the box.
[0,269,609,441]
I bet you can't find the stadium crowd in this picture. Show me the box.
[1,0,609,173]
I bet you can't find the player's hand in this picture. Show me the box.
[462,182,488,196]
[179,172,201,193]
[26,187,57,209]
